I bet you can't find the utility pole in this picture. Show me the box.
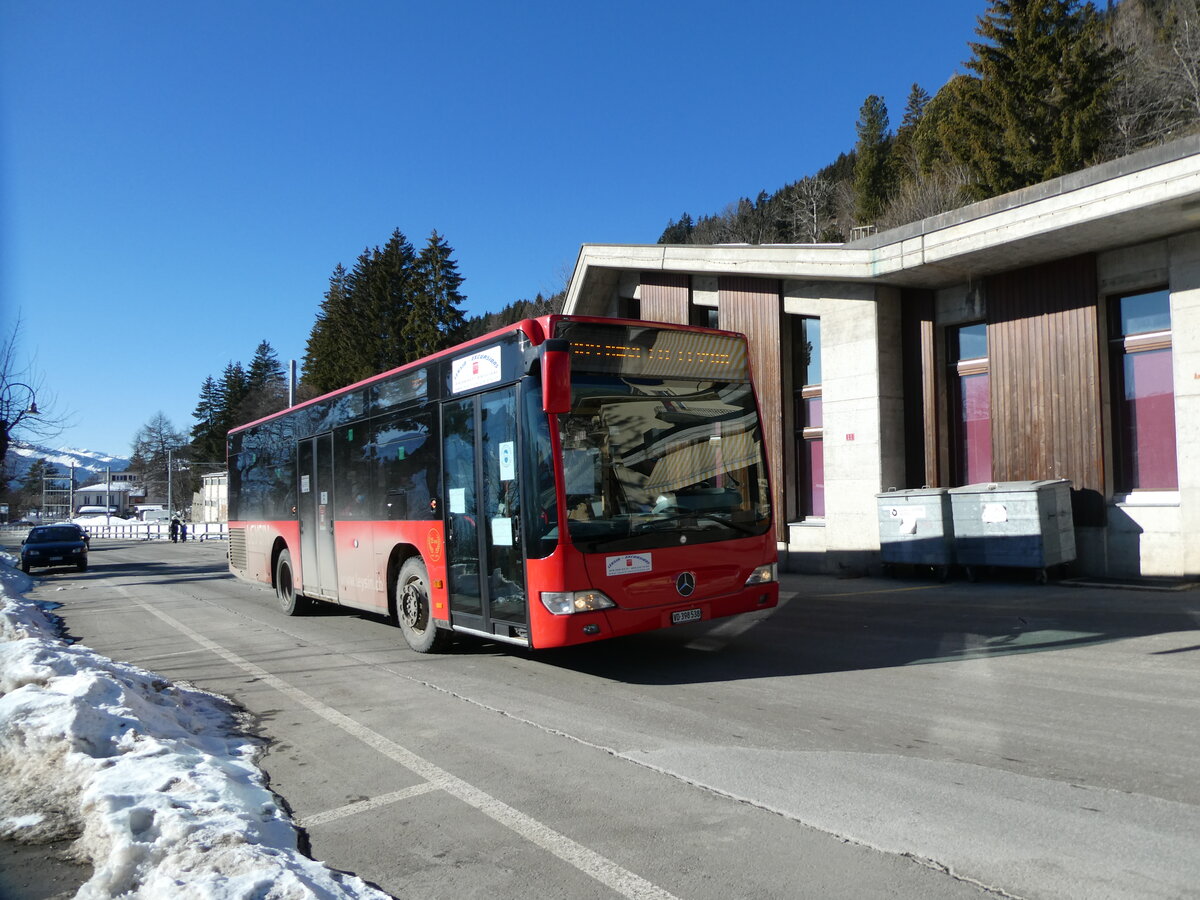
[167,447,173,515]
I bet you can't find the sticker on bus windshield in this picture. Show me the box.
[499,442,515,481]
[605,553,652,576]
[452,346,503,393]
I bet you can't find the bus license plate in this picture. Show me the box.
[671,608,702,625]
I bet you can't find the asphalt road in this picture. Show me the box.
[4,534,1199,899]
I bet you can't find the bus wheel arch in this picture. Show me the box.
[392,552,451,653]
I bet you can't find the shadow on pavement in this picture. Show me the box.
[530,573,1200,685]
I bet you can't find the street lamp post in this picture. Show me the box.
[0,380,39,466]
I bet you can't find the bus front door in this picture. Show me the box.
[443,386,528,641]
[298,433,339,601]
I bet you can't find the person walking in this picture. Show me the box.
[169,517,179,543]
[179,521,188,542]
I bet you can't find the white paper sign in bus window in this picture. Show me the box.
[491,517,513,546]
[452,346,503,393]
[499,441,515,481]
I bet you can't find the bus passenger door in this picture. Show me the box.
[298,433,339,600]
[443,387,527,640]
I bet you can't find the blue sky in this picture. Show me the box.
[1,0,983,458]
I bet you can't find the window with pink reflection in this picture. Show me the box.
[791,316,823,518]
[959,372,992,484]
[1112,289,1176,491]
[951,324,990,485]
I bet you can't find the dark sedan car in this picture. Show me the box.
[20,525,89,573]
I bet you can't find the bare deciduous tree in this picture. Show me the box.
[0,316,66,470]
[1107,0,1200,156]
[129,412,190,511]
[878,165,974,232]
[780,176,837,243]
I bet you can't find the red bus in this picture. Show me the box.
[227,316,778,652]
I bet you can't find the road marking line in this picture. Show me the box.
[118,587,680,900]
[814,584,946,598]
[685,610,767,652]
[299,782,441,828]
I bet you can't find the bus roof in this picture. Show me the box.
[227,314,748,437]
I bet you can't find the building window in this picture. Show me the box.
[689,304,719,328]
[792,316,823,518]
[1111,288,1176,491]
[951,323,991,485]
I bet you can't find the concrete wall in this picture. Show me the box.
[1094,236,1199,578]
[782,282,898,574]
[1172,235,1200,578]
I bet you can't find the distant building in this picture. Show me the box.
[564,136,1200,580]
[194,471,228,523]
[75,481,133,517]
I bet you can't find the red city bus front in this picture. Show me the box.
[521,317,779,648]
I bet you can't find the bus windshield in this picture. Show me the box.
[558,374,771,552]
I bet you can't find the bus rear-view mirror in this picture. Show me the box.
[541,339,571,414]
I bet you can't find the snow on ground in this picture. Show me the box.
[0,553,391,899]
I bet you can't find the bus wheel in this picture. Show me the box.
[275,549,308,615]
[396,558,450,653]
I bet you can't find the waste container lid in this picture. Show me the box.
[947,478,1071,494]
[874,486,950,498]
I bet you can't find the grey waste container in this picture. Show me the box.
[948,479,1075,582]
[876,487,954,578]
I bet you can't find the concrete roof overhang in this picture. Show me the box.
[565,135,1200,310]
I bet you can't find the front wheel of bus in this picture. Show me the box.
[396,558,450,653]
[275,549,307,616]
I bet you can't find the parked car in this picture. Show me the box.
[20,525,88,573]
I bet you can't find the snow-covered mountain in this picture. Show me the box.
[5,443,131,488]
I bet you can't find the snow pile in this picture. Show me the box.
[0,555,390,899]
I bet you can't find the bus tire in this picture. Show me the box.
[275,549,308,615]
[396,557,450,653]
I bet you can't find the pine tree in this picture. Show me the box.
[190,375,224,464]
[302,263,356,394]
[239,340,288,424]
[15,458,50,517]
[965,0,1114,194]
[893,83,932,181]
[853,94,893,225]
[247,340,285,390]
[220,362,250,432]
[406,230,466,361]
[371,229,418,373]
[658,213,696,244]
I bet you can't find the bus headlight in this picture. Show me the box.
[540,590,616,615]
[744,563,777,586]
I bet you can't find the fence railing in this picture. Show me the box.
[76,522,229,542]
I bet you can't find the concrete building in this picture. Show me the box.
[75,481,133,517]
[563,136,1200,580]
[194,471,228,524]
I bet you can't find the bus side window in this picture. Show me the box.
[335,422,372,519]
[374,411,437,521]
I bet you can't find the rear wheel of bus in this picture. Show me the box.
[396,557,450,653]
[275,549,308,615]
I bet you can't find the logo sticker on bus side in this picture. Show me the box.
[605,553,652,576]
[451,346,503,393]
